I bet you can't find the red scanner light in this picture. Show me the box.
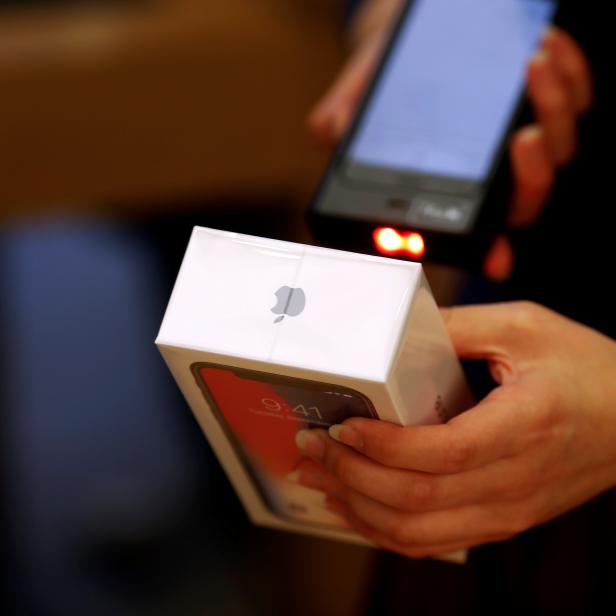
[374,227,425,259]
[406,232,425,258]
[374,227,404,253]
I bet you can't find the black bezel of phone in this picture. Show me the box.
[309,0,561,270]
[190,361,377,529]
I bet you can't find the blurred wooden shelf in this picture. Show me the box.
[0,0,343,217]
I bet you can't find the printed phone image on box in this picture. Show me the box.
[192,363,377,529]
[156,226,473,550]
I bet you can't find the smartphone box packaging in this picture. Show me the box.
[156,227,473,558]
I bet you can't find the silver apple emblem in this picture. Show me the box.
[271,286,306,324]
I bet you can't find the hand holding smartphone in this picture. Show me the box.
[311,0,559,270]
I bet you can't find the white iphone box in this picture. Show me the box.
[156,227,473,558]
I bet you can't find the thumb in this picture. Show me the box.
[509,125,554,227]
[440,303,519,359]
[308,35,384,144]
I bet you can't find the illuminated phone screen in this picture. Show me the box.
[346,0,557,183]
[192,363,377,528]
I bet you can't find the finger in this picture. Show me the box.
[326,497,512,555]
[442,303,513,357]
[509,125,555,227]
[297,425,524,512]
[541,27,593,114]
[527,51,577,165]
[325,389,522,475]
[348,0,404,49]
[291,458,347,500]
[298,429,456,504]
[307,35,385,146]
[483,235,514,281]
[341,511,505,559]
[440,302,542,359]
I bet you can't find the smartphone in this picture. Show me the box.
[310,0,559,269]
[191,362,377,529]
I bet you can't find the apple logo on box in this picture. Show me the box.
[271,286,305,324]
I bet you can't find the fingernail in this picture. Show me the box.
[329,424,364,449]
[519,125,542,144]
[530,50,549,67]
[295,430,325,461]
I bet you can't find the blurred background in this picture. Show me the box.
[1,1,613,615]
[1,2,381,615]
